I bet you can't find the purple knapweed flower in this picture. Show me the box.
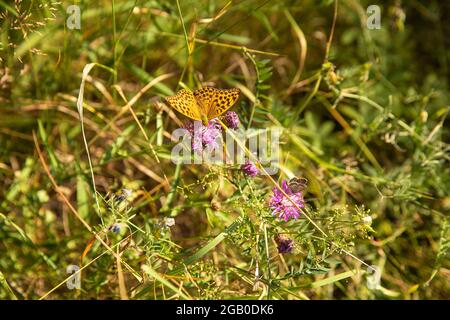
[269,180,305,221]
[241,160,259,177]
[275,235,294,254]
[184,120,222,152]
[223,111,240,129]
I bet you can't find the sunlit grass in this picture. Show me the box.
[0,0,448,300]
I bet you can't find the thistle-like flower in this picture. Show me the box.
[269,180,305,221]
[184,120,222,152]
[241,160,259,177]
[223,111,240,129]
[275,235,294,254]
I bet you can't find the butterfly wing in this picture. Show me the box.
[194,87,240,120]
[192,87,214,116]
[288,177,308,193]
[165,89,202,121]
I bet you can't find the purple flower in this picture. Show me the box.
[223,111,240,129]
[269,180,304,221]
[275,235,294,254]
[241,160,259,177]
[184,120,222,152]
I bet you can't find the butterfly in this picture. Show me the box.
[287,177,308,193]
[165,87,240,125]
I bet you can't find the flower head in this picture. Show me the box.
[275,235,294,254]
[269,180,304,221]
[223,111,240,129]
[184,120,222,152]
[241,160,259,177]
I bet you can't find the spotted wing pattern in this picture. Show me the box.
[164,89,201,121]
[194,87,240,120]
